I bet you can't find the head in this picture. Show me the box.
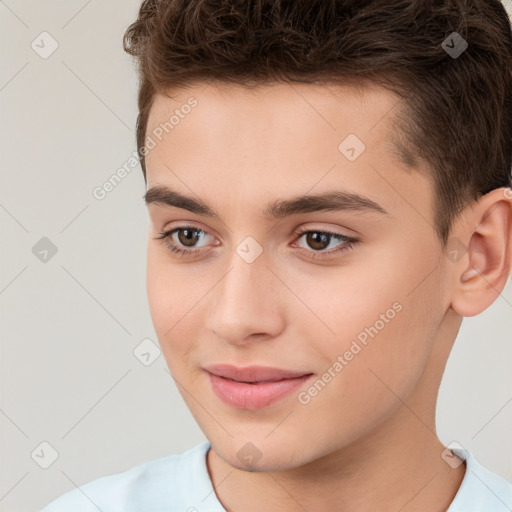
[123,0,512,471]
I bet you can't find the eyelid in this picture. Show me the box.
[291,223,357,239]
[159,219,213,235]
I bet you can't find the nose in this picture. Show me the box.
[206,253,285,346]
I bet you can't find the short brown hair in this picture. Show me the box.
[123,0,512,246]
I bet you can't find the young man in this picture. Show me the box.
[42,0,512,511]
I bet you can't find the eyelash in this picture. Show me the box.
[154,225,359,261]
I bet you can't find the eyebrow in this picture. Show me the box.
[143,185,389,219]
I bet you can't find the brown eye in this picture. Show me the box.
[304,232,331,251]
[176,228,202,247]
[293,228,359,260]
[154,225,213,257]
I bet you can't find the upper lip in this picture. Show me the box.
[204,364,313,383]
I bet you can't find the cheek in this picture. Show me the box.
[297,246,442,399]
[290,272,442,447]
[146,248,170,332]
[146,247,212,363]
[146,249,189,344]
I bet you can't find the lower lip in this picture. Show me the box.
[207,372,313,410]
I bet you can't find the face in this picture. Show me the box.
[144,81,453,471]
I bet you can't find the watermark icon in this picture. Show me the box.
[338,133,366,162]
[32,237,58,263]
[31,31,59,59]
[441,441,467,469]
[444,236,467,263]
[236,236,264,264]
[441,32,468,59]
[298,301,403,405]
[31,441,59,469]
[133,338,161,366]
[237,442,263,468]
[504,187,512,200]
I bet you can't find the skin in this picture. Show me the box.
[144,81,512,512]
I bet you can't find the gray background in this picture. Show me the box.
[1,1,511,511]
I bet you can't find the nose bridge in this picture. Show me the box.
[216,249,267,318]
[208,246,281,343]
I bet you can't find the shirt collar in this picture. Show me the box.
[446,447,512,511]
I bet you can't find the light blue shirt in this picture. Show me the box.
[41,442,512,511]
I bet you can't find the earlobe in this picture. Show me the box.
[450,188,512,317]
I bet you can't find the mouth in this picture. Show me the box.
[204,364,314,410]
[204,363,313,382]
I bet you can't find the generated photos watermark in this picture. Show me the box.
[92,96,198,200]
[298,301,403,405]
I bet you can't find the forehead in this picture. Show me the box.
[147,80,395,133]
[144,81,432,230]
[146,80,418,173]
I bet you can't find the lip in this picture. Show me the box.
[204,364,312,382]
[204,364,314,410]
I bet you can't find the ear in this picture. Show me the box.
[449,187,512,317]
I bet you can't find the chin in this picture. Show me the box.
[209,433,319,473]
